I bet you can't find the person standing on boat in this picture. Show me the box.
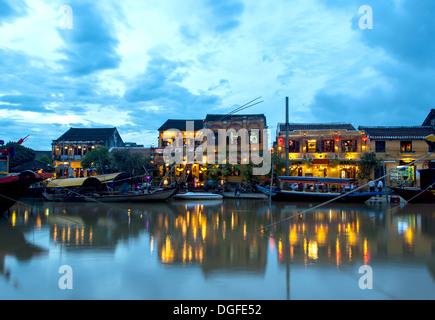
[234,184,240,196]
[368,179,375,192]
[377,180,383,192]
[141,181,149,193]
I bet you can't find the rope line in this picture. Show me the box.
[257,152,434,232]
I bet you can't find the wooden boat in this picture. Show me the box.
[425,134,435,150]
[257,176,380,203]
[42,189,91,202]
[172,191,223,200]
[389,186,435,203]
[42,175,117,202]
[45,172,135,190]
[1,137,52,213]
[42,172,177,202]
[42,186,178,203]
[389,168,435,203]
[86,187,178,202]
[1,170,51,213]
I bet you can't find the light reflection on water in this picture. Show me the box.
[1,198,435,300]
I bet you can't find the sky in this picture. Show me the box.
[0,0,434,151]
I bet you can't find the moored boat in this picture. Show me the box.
[389,186,435,203]
[1,136,52,214]
[389,168,435,203]
[1,171,52,213]
[42,186,178,203]
[172,191,223,200]
[42,189,89,202]
[42,172,178,202]
[86,187,178,202]
[257,176,380,203]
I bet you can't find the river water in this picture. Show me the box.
[1,197,435,300]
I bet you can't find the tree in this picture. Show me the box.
[111,150,153,175]
[3,141,36,168]
[241,163,260,183]
[205,163,222,181]
[266,155,300,184]
[358,152,379,180]
[81,146,112,174]
[37,155,52,166]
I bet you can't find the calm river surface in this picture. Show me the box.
[1,197,435,300]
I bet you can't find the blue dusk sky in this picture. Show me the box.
[1,0,434,151]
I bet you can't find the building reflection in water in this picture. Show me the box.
[4,200,435,276]
[264,205,372,267]
[263,202,435,270]
[150,200,269,274]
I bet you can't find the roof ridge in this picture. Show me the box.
[359,125,426,128]
[284,122,353,124]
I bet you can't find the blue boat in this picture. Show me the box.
[257,176,380,203]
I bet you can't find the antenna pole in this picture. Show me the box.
[285,97,289,177]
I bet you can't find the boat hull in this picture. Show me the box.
[390,186,435,203]
[42,192,87,202]
[1,171,50,214]
[43,187,178,203]
[172,192,223,200]
[89,188,177,202]
[257,186,378,203]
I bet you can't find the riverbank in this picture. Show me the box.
[366,194,407,205]
[222,191,408,204]
[223,192,268,199]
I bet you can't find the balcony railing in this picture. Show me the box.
[53,155,84,161]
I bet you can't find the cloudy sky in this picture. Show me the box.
[1,0,434,151]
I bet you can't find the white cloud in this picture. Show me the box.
[0,0,433,150]
[0,0,64,66]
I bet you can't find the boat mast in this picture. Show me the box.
[285,97,289,177]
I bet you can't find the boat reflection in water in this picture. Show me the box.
[260,202,434,266]
[1,199,435,299]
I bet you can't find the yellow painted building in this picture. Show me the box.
[156,114,268,187]
[156,119,205,186]
[204,114,268,184]
[359,126,435,186]
[52,128,124,178]
[275,123,368,179]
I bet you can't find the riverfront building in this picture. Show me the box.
[422,109,435,127]
[359,125,435,186]
[204,114,268,184]
[156,114,268,186]
[156,119,204,186]
[273,109,435,186]
[275,123,368,179]
[52,127,124,178]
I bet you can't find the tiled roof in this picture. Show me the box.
[422,109,435,126]
[110,147,151,157]
[205,114,266,126]
[358,126,435,139]
[10,159,55,173]
[54,128,119,142]
[279,123,356,132]
[158,120,204,132]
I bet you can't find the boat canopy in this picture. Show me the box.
[46,172,127,189]
[277,176,357,186]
